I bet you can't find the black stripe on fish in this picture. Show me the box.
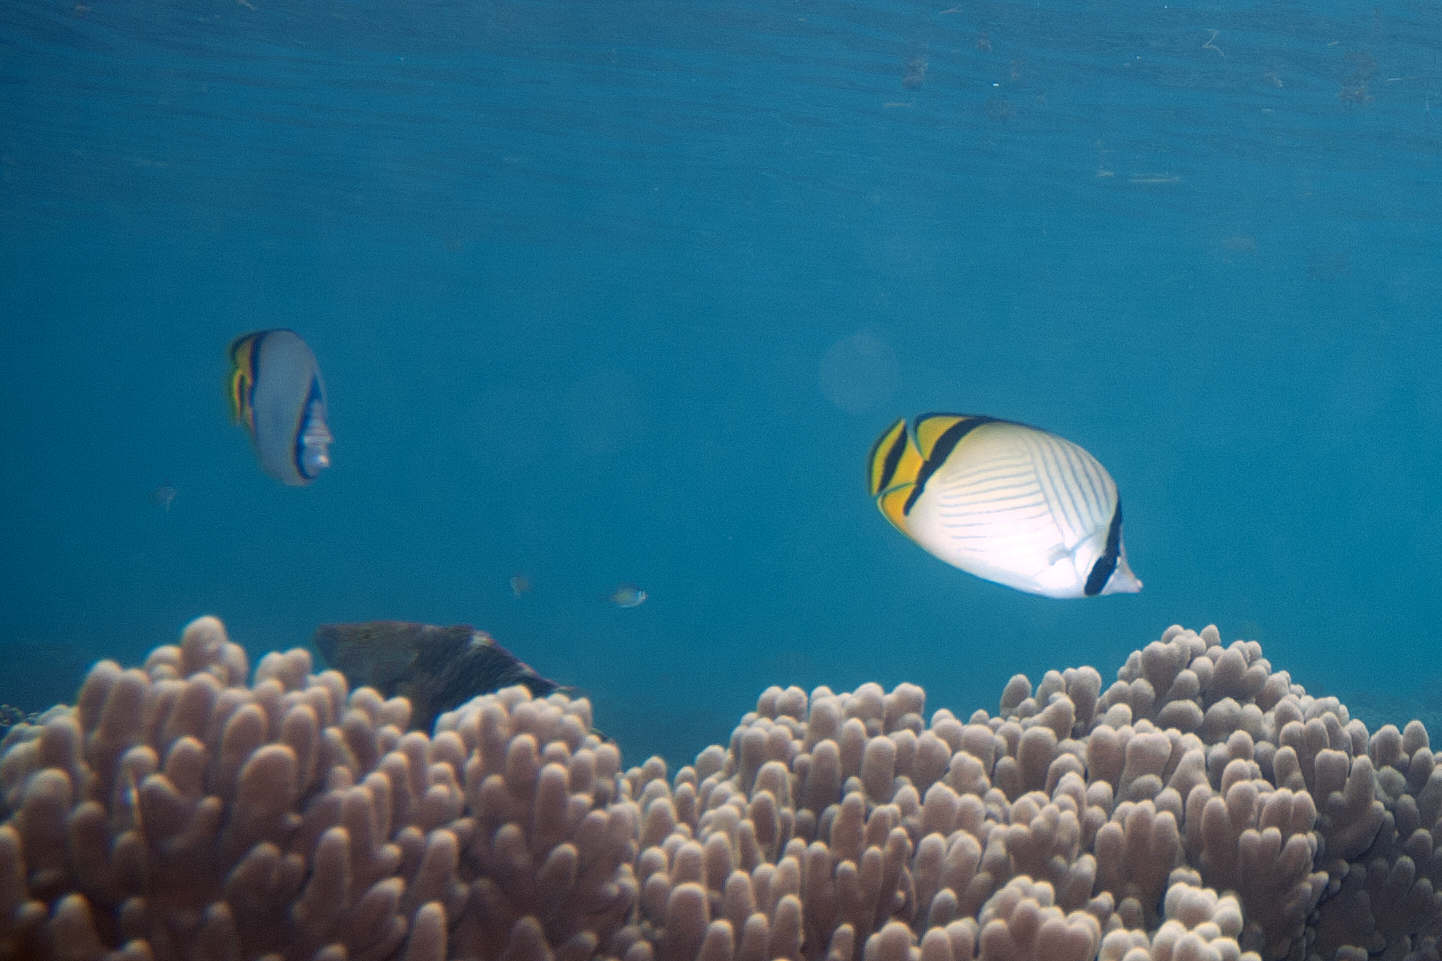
[903,415,997,515]
[1084,500,1124,596]
[874,425,909,496]
[228,332,265,420]
[246,331,269,414]
[293,376,326,480]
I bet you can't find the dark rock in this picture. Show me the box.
[312,621,558,732]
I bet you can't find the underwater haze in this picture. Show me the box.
[2,0,1441,764]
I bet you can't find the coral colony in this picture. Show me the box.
[2,617,1440,961]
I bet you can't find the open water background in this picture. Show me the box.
[3,0,1442,763]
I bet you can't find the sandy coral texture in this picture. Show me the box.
[1,617,1439,961]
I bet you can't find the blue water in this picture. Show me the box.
[3,0,1441,764]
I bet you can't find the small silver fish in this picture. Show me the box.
[607,584,647,608]
[510,574,532,598]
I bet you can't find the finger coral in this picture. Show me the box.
[0,616,631,961]
[1,618,1439,961]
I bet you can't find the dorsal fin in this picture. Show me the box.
[867,417,919,497]
[227,332,262,429]
[903,414,1001,514]
[912,413,972,457]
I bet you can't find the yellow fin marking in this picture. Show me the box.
[877,486,914,534]
[912,414,972,459]
[867,418,911,496]
[227,334,258,430]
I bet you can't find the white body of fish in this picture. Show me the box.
[904,422,1140,598]
[249,332,331,486]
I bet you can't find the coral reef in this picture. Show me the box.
[0,707,28,742]
[1,618,1439,961]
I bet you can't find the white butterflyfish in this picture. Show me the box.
[228,329,332,486]
[867,413,1141,598]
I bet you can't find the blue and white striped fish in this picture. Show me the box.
[228,329,332,486]
[867,414,1141,598]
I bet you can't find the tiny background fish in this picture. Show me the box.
[607,585,647,608]
[151,484,177,511]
